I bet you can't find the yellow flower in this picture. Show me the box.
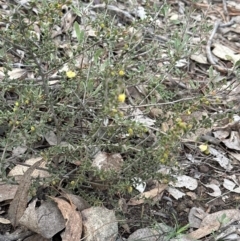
[66,70,76,78]
[119,111,124,117]
[128,128,133,136]
[162,178,169,184]
[30,126,35,132]
[15,102,19,107]
[187,109,191,115]
[163,152,169,159]
[199,144,210,155]
[118,70,125,76]
[176,117,182,123]
[118,93,126,103]
[178,121,187,130]
[127,186,133,193]
[111,108,118,113]
[160,158,166,164]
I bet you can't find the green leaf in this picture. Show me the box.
[74,22,85,44]
[234,59,240,68]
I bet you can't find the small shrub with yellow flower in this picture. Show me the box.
[0,0,226,234]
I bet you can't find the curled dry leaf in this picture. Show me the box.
[128,184,167,205]
[222,131,240,151]
[8,158,43,227]
[52,197,82,241]
[204,183,221,197]
[60,191,91,211]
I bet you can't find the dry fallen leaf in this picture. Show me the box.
[204,183,221,197]
[223,179,240,193]
[0,217,11,224]
[131,108,156,128]
[222,131,240,151]
[8,157,50,178]
[170,175,198,190]
[167,186,185,200]
[191,52,208,64]
[44,131,58,146]
[6,68,27,80]
[60,191,91,211]
[24,234,51,241]
[92,152,123,172]
[209,147,233,171]
[82,206,118,241]
[212,43,240,64]
[52,197,82,241]
[188,207,206,228]
[0,184,18,202]
[187,221,220,240]
[128,227,160,241]
[187,209,240,239]
[8,158,43,227]
[19,199,65,239]
[128,184,167,205]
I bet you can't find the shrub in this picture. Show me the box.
[0,0,215,205]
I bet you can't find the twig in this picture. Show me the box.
[206,190,231,204]
[206,20,220,66]
[222,0,229,21]
[120,97,197,109]
[0,126,15,175]
[30,52,61,144]
[91,4,135,23]
[206,20,231,74]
